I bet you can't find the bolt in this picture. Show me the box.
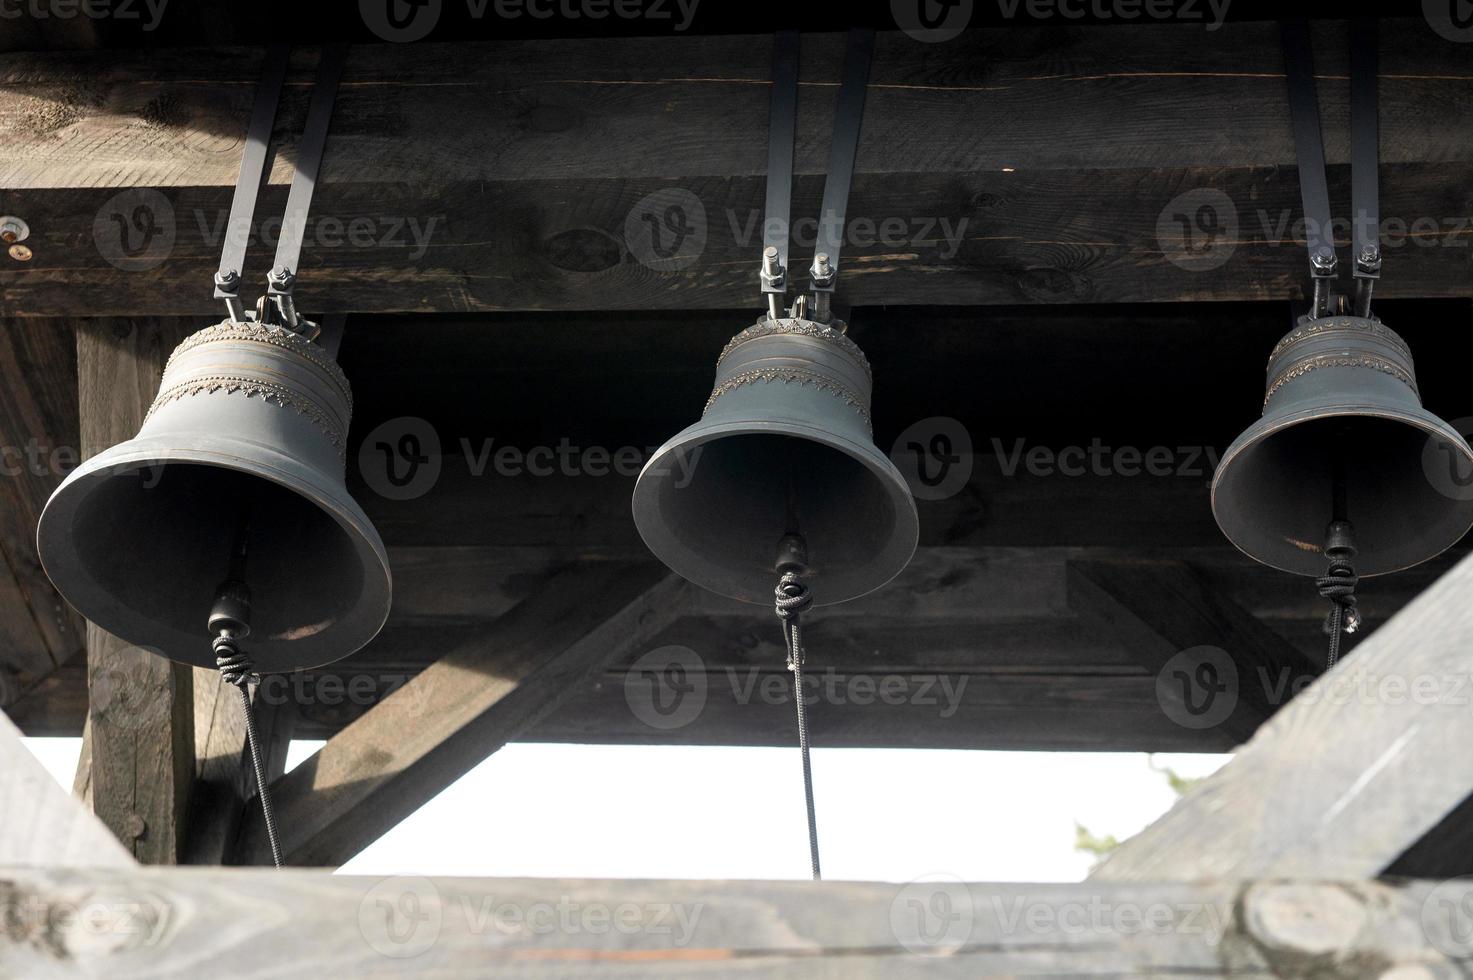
[813,253,832,277]
[1311,248,1336,271]
[214,268,240,292]
[269,265,295,290]
[1357,245,1381,270]
[0,216,29,244]
[8,244,32,262]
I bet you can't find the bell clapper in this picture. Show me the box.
[1317,453,1362,669]
[208,519,285,869]
[773,531,821,881]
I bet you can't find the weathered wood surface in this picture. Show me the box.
[0,868,1468,977]
[0,709,132,869]
[1068,559,1321,745]
[75,319,197,864]
[1093,551,1473,882]
[235,564,692,866]
[0,321,84,691]
[5,22,1473,315]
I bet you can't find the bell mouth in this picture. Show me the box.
[38,440,392,672]
[632,419,919,606]
[1211,405,1473,577]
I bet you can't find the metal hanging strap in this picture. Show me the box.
[1349,19,1380,316]
[213,44,347,328]
[760,31,799,321]
[268,43,349,330]
[1281,20,1381,319]
[214,45,289,322]
[756,29,874,324]
[1281,20,1337,316]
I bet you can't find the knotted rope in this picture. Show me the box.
[775,567,820,881]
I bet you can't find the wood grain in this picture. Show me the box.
[5,22,1473,314]
[0,868,1467,977]
[1093,551,1473,881]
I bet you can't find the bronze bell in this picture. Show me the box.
[37,321,393,672]
[632,316,919,605]
[1212,315,1473,576]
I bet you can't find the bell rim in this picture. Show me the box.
[37,439,393,671]
[632,416,920,606]
[1210,402,1473,578]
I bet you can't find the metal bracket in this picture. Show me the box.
[808,28,874,324]
[267,43,348,331]
[215,45,289,323]
[760,31,799,321]
[1349,18,1380,317]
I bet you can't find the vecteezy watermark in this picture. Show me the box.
[360,0,700,42]
[195,209,443,262]
[624,188,708,273]
[1155,646,1238,730]
[359,876,444,958]
[1425,0,1473,43]
[93,188,177,272]
[1,890,173,954]
[890,875,976,955]
[357,876,704,958]
[891,0,974,43]
[995,0,1230,29]
[1421,877,1473,957]
[625,645,708,730]
[0,0,169,31]
[726,211,970,262]
[356,417,701,501]
[890,417,974,501]
[1157,188,1239,272]
[623,645,969,731]
[1423,416,1473,503]
[993,438,1220,479]
[0,439,80,479]
[89,648,173,732]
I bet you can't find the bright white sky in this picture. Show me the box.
[22,739,1228,881]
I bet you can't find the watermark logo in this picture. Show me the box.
[361,0,443,41]
[624,188,707,273]
[1425,0,1473,43]
[0,0,169,31]
[890,874,974,955]
[625,645,707,730]
[1155,645,1237,730]
[1423,416,1473,502]
[359,417,443,501]
[892,0,973,43]
[93,189,176,272]
[359,876,444,958]
[90,649,172,731]
[1157,188,1238,272]
[997,0,1230,29]
[890,416,973,501]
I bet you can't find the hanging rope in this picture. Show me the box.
[775,566,820,881]
[1318,522,1361,669]
[214,631,283,868]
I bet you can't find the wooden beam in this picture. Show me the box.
[0,320,84,687]
[1093,551,1473,882]
[0,709,132,869]
[236,563,692,867]
[75,319,198,864]
[0,867,1469,975]
[1067,559,1321,745]
[5,22,1473,315]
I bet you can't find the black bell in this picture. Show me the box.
[1212,315,1473,576]
[632,316,918,605]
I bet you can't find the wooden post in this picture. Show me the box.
[75,319,198,863]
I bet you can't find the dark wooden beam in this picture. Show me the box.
[4,22,1473,316]
[0,320,84,696]
[75,318,198,864]
[1067,559,1321,745]
[235,563,692,867]
[1093,552,1473,881]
